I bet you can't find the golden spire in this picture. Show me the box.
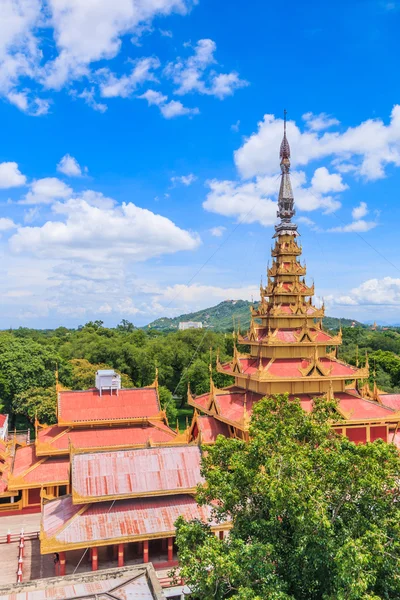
[55,363,60,394]
[355,345,359,368]
[326,380,335,402]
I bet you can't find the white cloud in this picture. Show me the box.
[57,154,84,177]
[171,173,197,186]
[235,107,400,181]
[0,162,27,188]
[329,219,377,233]
[329,277,400,306]
[352,201,368,220]
[10,193,201,262]
[203,177,278,226]
[97,57,160,98]
[75,88,108,113]
[203,167,344,227]
[0,0,195,112]
[20,177,72,205]
[231,120,240,132]
[209,226,226,237]
[165,38,248,99]
[43,0,194,90]
[302,112,340,131]
[157,283,258,311]
[310,167,347,194]
[138,89,199,118]
[159,29,173,38]
[297,216,319,231]
[0,217,17,231]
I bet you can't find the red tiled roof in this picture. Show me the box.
[223,357,358,378]
[58,387,160,424]
[72,445,202,502]
[380,394,400,411]
[11,445,69,486]
[197,415,229,443]
[337,395,395,420]
[190,392,212,411]
[37,422,176,454]
[0,414,7,427]
[42,494,221,549]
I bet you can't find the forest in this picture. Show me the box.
[1,319,400,432]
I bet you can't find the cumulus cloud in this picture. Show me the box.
[20,177,72,205]
[0,217,17,231]
[302,112,340,131]
[209,226,226,237]
[352,201,368,220]
[165,38,248,99]
[0,162,27,188]
[97,57,160,98]
[0,0,196,111]
[138,89,199,118]
[57,154,84,177]
[203,167,344,227]
[329,219,377,233]
[156,283,258,311]
[10,194,201,262]
[329,277,400,306]
[171,173,197,186]
[235,107,400,181]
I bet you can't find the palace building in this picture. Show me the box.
[0,370,182,514]
[0,122,399,583]
[188,119,400,449]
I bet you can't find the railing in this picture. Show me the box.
[0,530,39,545]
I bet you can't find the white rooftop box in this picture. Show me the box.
[95,369,121,396]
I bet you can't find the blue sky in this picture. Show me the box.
[0,0,400,328]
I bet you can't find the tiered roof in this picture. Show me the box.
[188,118,400,448]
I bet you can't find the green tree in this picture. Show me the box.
[158,385,178,425]
[175,395,400,600]
[69,358,133,390]
[13,386,57,425]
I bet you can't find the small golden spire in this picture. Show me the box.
[355,345,359,368]
[55,363,60,394]
[176,419,180,434]
[327,380,335,402]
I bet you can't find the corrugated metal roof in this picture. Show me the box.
[42,494,218,547]
[0,566,164,599]
[72,445,202,501]
[58,387,160,424]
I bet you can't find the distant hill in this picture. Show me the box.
[145,300,363,332]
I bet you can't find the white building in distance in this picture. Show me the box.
[179,321,203,330]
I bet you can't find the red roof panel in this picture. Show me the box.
[197,416,229,443]
[0,414,7,427]
[38,423,176,453]
[58,387,160,424]
[72,445,202,501]
[42,494,220,548]
[12,445,69,485]
[380,394,400,411]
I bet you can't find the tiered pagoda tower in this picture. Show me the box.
[188,116,400,447]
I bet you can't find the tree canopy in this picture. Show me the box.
[175,394,400,600]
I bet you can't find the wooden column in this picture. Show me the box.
[59,552,66,576]
[118,543,124,567]
[92,547,98,571]
[143,540,149,563]
[167,537,174,562]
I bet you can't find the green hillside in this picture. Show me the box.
[145,300,363,332]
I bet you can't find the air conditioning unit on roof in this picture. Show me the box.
[95,369,121,396]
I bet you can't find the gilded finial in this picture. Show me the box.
[176,419,179,434]
[355,345,359,368]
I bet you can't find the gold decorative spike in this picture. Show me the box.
[326,380,335,402]
[176,419,180,434]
